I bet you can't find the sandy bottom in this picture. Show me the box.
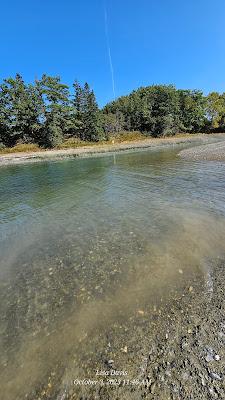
[23,259,225,400]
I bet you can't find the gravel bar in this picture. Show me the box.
[179,141,225,161]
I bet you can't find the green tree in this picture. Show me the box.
[206,92,225,131]
[73,80,85,139]
[104,85,180,136]
[101,111,124,137]
[37,75,71,147]
[0,74,42,146]
[84,85,102,141]
[178,90,206,132]
[73,81,102,141]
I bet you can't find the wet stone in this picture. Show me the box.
[209,372,222,381]
[206,353,214,363]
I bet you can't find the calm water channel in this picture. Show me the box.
[1,141,225,399]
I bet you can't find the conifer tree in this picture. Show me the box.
[0,74,42,146]
[37,75,71,147]
[73,80,85,139]
[73,81,102,141]
[84,84,102,141]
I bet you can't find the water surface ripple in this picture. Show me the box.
[0,143,225,399]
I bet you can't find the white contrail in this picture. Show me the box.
[104,4,116,100]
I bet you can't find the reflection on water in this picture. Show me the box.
[0,144,225,399]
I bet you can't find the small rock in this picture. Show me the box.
[150,383,156,393]
[121,346,128,353]
[108,359,114,365]
[188,286,193,292]
[178,269,183,274]
[181,338,188,349]
[209,388,218,398]
[218,331,225,339]
[206,353,214,362]
[172,384,179,393]
[214,354,220,361]
[137,310,145,315]
[187,328,193,334]
[181,372,189,381]
[210,372,222,381]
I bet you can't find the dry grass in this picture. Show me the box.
[0,132,211,156]
[57,132,148,149]
[109,131,147,143]
[56,138,98,149]
[0,143,42,154]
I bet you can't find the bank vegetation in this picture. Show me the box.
[1,74,225,151]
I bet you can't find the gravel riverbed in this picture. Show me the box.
[33,260,225,400]
[179,141,225,161]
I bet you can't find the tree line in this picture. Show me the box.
[104,86,225,136]
[0,74,225,148]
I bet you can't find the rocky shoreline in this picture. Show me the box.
[179,140,225,161]
[62,259,225,400]
[136,260,225,400]
[0,134,223,167]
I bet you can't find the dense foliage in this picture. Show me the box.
[104,86,225,137]
[0,74,225,148]
[0,74,103,148]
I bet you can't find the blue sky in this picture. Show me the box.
[1,0,225,107]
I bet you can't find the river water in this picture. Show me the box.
[0,141,225,399]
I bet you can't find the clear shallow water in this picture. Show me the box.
[1,143,225,398]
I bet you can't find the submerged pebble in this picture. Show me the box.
[210,372,222,381]
[121,346,128,353]
[206,354,214,363]
[178,269,183,274]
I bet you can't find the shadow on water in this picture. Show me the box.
[0,143,225,398]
